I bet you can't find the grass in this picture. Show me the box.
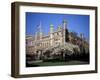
[26,60,89,67]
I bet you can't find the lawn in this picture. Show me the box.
[26,60,89,67]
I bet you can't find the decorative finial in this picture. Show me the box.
[63,19,67,23]
[50,24,54,28]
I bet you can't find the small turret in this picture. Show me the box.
[80,33,84,39]
[50,24,54,46]
[35,32,38,41]
[50,24,54,33]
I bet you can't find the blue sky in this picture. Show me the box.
[26,12,90,41]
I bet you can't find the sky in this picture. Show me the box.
[26,12,90,41]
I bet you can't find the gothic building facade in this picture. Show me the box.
[26,20,89,56]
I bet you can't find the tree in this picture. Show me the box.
[65,29,69,42]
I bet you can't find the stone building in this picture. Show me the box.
[26,19,89,56]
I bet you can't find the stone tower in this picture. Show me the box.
[63,19,67,30]
[62,19,67,43]
[50,24,54,46]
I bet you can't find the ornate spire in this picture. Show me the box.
[39,21,43,39]
[63,19,67,29]
[39,21,42,33]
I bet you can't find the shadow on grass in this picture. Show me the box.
[26,53,89,67]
